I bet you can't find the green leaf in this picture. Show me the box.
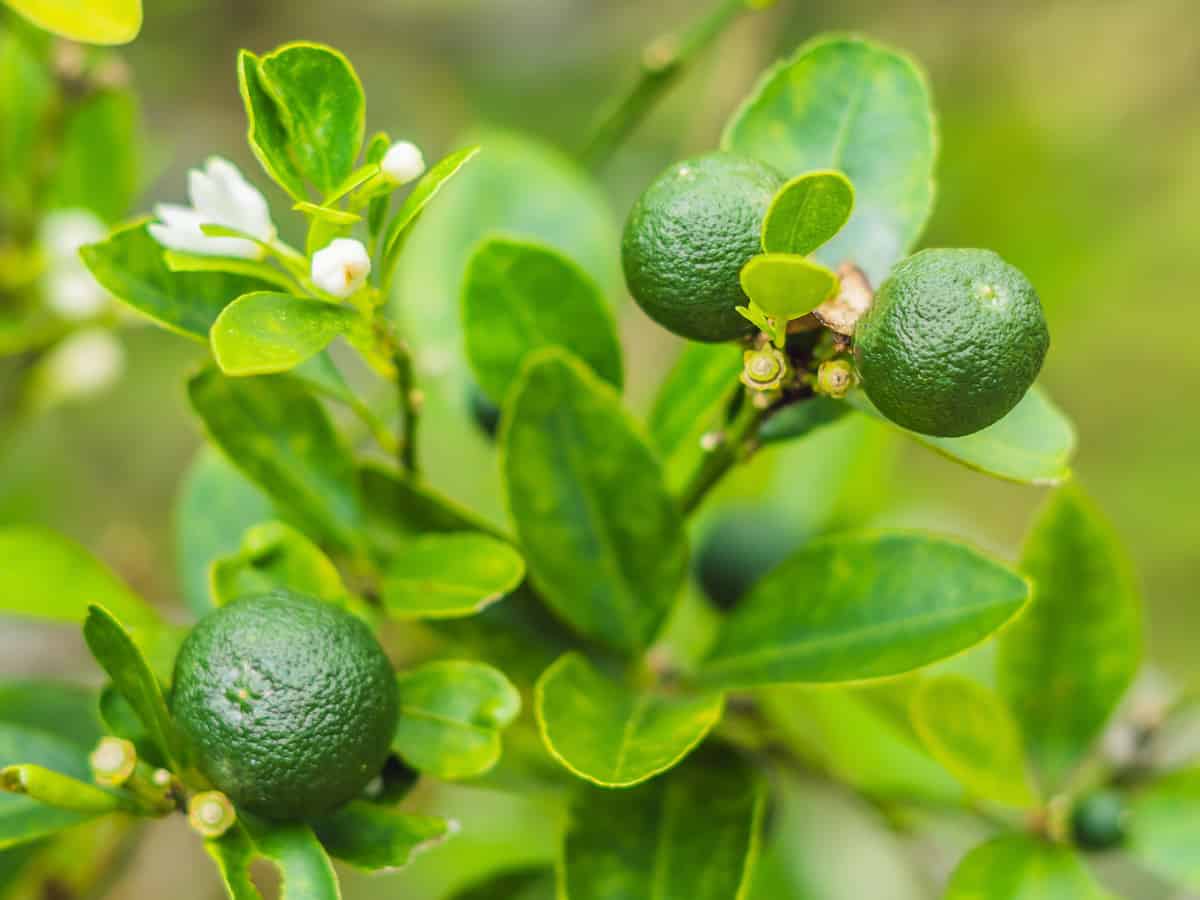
[163,251,295,292]
[82,606,183,771]
[848,385,1077,486]
[449,869,555,900]
[210,521,350,607]
[723,35,936,284]
[0,766,124,815]
[392,661,522,780]
[1127,767,1200,890]
[997,486,1143,792]
[759,396,849,445]
[0,527,159,628]
[81,223,279,340]
[0,30,55,222]
[312,802,448,872]
[293,202,361,226]
[910,675,1036,807]
[211,292,361,376]
[382,533,524,620]
[382,145,481,274]
[211,820,342,900]
[761,170,855,256]
[561,749,766,900]
[0,682,103,751]
[239,43,365,199]
[461,236,622,402]
[205,826,262,900]
[944,835,1108,899]
[0,723,101,850]
[47,89,140,222]
[188,369,363,551]
[739,253,839,322]
[3,0,141,45]
[175,446,276,617]
[700,533,1031,688]
[535,653,723,788]
[501,349,687,654]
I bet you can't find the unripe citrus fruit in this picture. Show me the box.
[693,506,798,611]
[1070,789,1128,851]
[855,249,1049,437]
[171,591,398,821]
[622,152,784,342]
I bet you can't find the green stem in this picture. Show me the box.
[581,0,766,169]
[392,341,421,474]
[677,386,768,516]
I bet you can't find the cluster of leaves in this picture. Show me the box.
[0,9,1196,900]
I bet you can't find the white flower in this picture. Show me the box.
[381,141,425,185]
[311,239,371,298]
[38,329,125,403]
[40,210,110,320]
[149,157,275,259]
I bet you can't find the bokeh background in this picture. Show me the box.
[1,0,1197,896]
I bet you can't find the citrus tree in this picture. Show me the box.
[1,2,1196,898]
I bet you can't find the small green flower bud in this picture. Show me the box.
[188,791,237,840]
[89,737,136,788]
[741,347,789,393]
[815,358,856,399]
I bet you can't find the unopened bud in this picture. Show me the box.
[741,346,788,392]
[90,737,137,787]
[311,238,371,298]
[188,791,237,839]
[815,358,856,399]
[381,141,426,185]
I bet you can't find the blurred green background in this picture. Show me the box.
[1,0,1197,896]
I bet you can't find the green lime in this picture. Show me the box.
[854,249,1049,437]
[622,151,784,342]
[171,591,398,821]
[1070,789,1128,852]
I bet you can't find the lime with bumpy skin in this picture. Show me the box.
[171,591,398,821]
[622,151,784,342]
[855,248,1049,437]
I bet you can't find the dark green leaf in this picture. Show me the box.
[998,486,1143,791]
[739,253,839,322]
[0,527,159,628]
[211,293,362,376]
[759,396,849,445]
[312,801,448,871]
[535,653,723,787]
[723,35,936,283]
[393,661,522,780]
[561,750,766,900]
[210,521,350,607]
[247,821,341,900]
[449,868,555,900]
[382,533,525,620]
[701,533,1030,688]
[238,50,306,201]
[204,825,261,900]
[761,170,855,256]
[1128,767,1200,890]
[0,723,100,850]
[461,236,622,402]
[81,223,279,340]
[188,369,363,551]
[849,385,1077,486]
[0,682,102,751]
[501,349,687,654]
[945,835,1108,899]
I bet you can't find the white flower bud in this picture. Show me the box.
[34,329,125,408]
[311,238,371,298]
[149,157,275,259]
[381,141,425,185]
[39,210,110,320]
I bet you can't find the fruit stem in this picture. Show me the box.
[580,0,771,168]
[677,385,767,517]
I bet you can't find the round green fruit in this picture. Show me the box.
[1070,789,1128,852]
[622,151,784,342]
[854,248,1049,437]
[171,591,398,821]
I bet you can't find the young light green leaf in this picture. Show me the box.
[81,223,279,340]
[848,385,1077,486]
[175,446,277,617]
[501,349,687,654]
[211,292,362,376]
[210,521,350,607]
[561,750,766,900]
[4,0,141,45]
[700,533,1030,688]
[293,202,361,226]
[205,825,262,900]
[998,486,1143,792]
[724,35,936,283]
[238,50,306,201]
[910,675,1036,807]
[762,170,855,256]
[945,834,1109,899]
[82,606,183,771]
[739,253,839,322]
[381,533,524,620]
[0,527,159,628]
[0,766,125,815]
[535,653,723,788]
[188,369,363,551]
[312,801,449,871]
[47,89,139,222]
[392,661,521,780]
[461,236,622,402]
[0,723,103,850]
[1127,767,1200,890]
[382,145,481,276]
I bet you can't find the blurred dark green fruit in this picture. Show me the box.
[1070,789,1128,851]
[171,591,398,821]
[855,248,1049,437]
[622,152,784,342]
[694,506,800,611]
[467,381,501,440]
